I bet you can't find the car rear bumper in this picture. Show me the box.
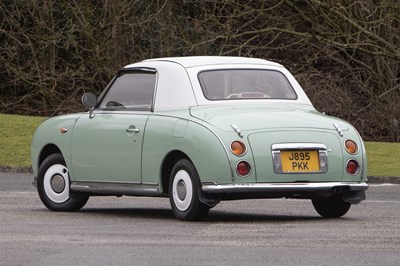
[202,181,368,193]
[202,181,368,202]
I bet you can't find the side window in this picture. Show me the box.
[99,71,156,111]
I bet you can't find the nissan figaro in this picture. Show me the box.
[31,56,368,221]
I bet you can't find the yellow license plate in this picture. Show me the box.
[281,150,320,173]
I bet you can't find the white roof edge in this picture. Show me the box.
[141,56,283,68]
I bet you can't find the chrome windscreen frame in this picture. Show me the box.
[271,143,328,174]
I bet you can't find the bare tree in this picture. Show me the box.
[0,0,398,141]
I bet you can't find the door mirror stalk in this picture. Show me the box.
[82,93,97,119]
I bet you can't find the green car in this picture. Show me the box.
[31,56,368,221]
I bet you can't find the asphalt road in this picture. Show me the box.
[1,173,399,266]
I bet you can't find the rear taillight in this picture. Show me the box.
[236,161,251,177]
[346,159,359,175]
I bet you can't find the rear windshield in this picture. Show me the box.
[198,69,297,100]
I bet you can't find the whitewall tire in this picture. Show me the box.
[169,159,210,221]
[37,153,88,211]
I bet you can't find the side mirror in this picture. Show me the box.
[81,93,97,118]
[82,92,97,108]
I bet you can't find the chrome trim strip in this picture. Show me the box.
[202,182,368,194]
[272,143,327,150]
[231,124,244,138]
[361,139,367,180]
[71,182,160,196]
[333,123,344,137]
[353,127,367,180]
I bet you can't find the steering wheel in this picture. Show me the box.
[106,101,126,108]
[227,92,270,99]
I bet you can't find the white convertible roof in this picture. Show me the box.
[142,56,283,68]
[122,56,312,110]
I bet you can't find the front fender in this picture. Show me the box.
[30,114,83,178]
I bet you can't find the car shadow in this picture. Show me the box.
[80,207,177,220]
[205,210,322,222]
[73,207,352,223]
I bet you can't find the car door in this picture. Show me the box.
[70,69,157,184]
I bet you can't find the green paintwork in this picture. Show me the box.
[188,103,366,183]
[70,112,149,183]
[32,102,366,191]
[141,114,233,188]
[190,103,349,132]
[31,114,82,176]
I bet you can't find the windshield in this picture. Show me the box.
[198,69,297,100]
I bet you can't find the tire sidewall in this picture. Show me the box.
[37,153,87,211]
[312,195,351,218]
[169,159,208,221]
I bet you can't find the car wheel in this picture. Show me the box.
[169,159,210,221]
[37,153,89,211]
[312,195,351,218]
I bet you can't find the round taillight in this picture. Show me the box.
[345,140,358,154]
[346,160,359,175]
[230,141,247,156]
[236,161,251,177]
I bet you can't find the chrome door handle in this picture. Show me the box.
[126,126,140,133]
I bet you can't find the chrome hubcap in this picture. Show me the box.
[176,180,187,201]
[50,174,65,193]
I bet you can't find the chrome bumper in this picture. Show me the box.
[202,182,368,194]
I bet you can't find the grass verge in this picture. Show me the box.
[0,113,45,167]
[0,113,399,178]
[365,142,400,177]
